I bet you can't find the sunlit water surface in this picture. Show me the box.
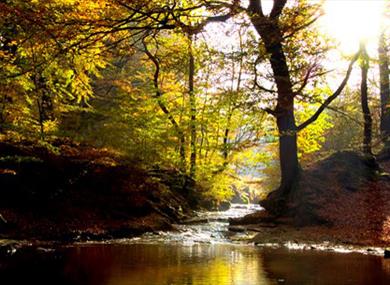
[0,204,389,285]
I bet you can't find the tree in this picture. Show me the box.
[246,0,359,213]
[142,35,187,172]
[359,42,373,156]
[188,33,197,179]
[0,0,369,206]
[379,31,390,148]
[0,0,107,138]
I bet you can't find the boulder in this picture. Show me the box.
[218,201,231,211]
[385,249,390,259]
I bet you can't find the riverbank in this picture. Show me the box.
[230,151,390,249]
[1,138,389,253]
[0,139,196,241]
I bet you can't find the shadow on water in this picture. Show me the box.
[0,243,390,285]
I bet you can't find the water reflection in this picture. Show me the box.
[63,244,271,285]
[1,244,389,285]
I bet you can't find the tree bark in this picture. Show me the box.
[223,116,231,162]
[378,32,390,148]
[188,34,197,179]
[267,40,298,196]
[248,1,299,213]
[0,94,7,133]
[360,43,373,155]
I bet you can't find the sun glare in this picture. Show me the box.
[321,0,387,55]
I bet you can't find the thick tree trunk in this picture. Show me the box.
[360,43,373,155]
[248,8,299,213]
[277,108,299,194]
[267,42,299,197]
[378,32,390,148]
[247,0,358,215]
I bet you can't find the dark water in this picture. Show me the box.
[1,204,389,285]
[0,243,389,285]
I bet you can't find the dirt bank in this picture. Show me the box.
[0,139,194,241]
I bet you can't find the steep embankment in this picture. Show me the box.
[231,151,390,247]
[0,140,193,241]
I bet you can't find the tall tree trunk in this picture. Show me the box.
[33,75,46,141]
[188,34,197,179]
[276,107,299,194]
[255,23,298,197]
[378,31,390,148]
[247,0,358,214]
[268,41,298,196]
[143,41,186,172]
[36,98,45,141]
[222,116,231,162]
[0,94,7,133]
[247,1,299,214]
[360,43,373,155]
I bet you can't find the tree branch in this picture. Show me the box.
[270,0,287,18]
[293,64,317,96]
[177,0,242,34]
[283,14,322,39]
[296,51,360,131]
[254,81,277,94]
[248,0,264,17]
[263,107,277,116]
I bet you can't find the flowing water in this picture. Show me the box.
[0,204,389,285]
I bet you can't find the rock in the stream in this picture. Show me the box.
[218,201,230,211]
[385,249,390,259]
[228,225,246,233]
[229,210,274,225]
[182,217,209,225]
[0,242,19,256]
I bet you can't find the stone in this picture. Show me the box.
[228,225,246,232]
[218,201,230,211]
[385,249,390,259]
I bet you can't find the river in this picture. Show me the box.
[0,204,389,285]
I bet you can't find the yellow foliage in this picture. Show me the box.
[296,103,334,159]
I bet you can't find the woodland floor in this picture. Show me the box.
[230,151,390,249]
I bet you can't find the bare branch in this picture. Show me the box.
[252,54,276,94]
[263,107,277,116]
[296,93,363,126]
[254,81,277,94]
[293,64,317,96]
[296,51,360,131]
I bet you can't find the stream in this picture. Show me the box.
[0,204,389,285]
